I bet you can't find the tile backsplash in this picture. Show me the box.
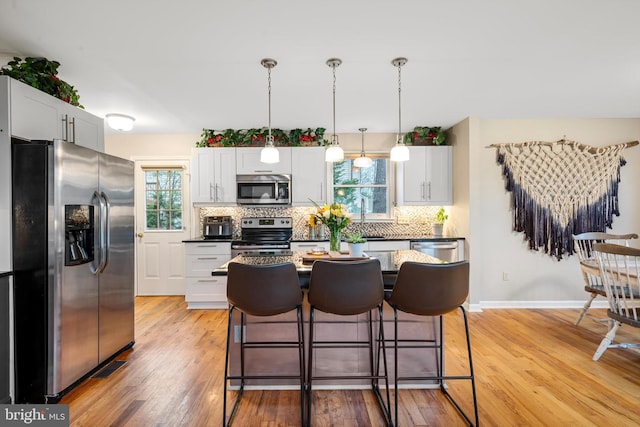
[197,205,442,239]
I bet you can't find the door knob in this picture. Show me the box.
[137,232,144,238]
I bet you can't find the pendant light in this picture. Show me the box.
[390,57,410,162]
[354,127,372,168]
[260,58,279,163]
[325,58,344,162]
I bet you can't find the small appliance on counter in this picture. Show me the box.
[203,216,233,239]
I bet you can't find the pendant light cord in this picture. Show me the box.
[332,64,337,143]
[397,62,402,143]
[267,65,272,141]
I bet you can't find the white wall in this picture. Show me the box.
[460,117,640,308]
[107,119,640,309]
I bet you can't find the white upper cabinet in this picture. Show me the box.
[190,147,237,205]
[291,146,326,206]
[398,146,452,205]
[6,77,104,151]
[236,147,292,175]
[58,102,104,151]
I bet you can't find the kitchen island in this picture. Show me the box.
[215,250,447,389]
[212,249,443,287]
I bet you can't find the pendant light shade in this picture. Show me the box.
[325,58,344,162]
[354,127,372,168]
[390,57,409,162]
[390,142,410,162]
[260,58,279,164]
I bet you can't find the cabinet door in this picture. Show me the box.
[291,241,329,252]
[213,148,237,203]
[400,146,452,205]
[236,147,292,174]
[425,146,452,204]
[9,78,63,140]
[401,146,428,204]
[292,147,326,205]
[367,240,411,251]
[61,104,105,151]
[190,148,215,203]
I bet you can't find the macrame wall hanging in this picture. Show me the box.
[490,139,638,260]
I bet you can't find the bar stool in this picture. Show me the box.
[223,262,305,426]
[385,261,478,426]
[306,259,392,426]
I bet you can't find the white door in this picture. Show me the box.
[134,159,191,295]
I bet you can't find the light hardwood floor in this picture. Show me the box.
[59,297,640,426]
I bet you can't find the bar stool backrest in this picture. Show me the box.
[308,259,383,315]
[227,262,302,316]
[387,261,470,316]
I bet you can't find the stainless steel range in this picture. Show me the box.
[231,217,293,257]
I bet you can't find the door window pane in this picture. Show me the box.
[144,169,183,230]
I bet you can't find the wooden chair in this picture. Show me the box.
[592,243,640,361]
[572,232,638,326]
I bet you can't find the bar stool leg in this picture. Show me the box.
[393,307,399,426]
[296,305,306,426]
[223,307,246,426]
[305,306,315,427]
[377,304,392,426]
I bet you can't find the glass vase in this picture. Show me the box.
[329,228,341,253]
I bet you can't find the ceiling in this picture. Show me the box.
[1,0,640,136]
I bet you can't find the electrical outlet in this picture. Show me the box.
[234,325,246,343]
[397,216,410,224]
[502,272,509,281]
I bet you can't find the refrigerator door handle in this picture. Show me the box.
[92,191,107,274]
[100,191,111,273]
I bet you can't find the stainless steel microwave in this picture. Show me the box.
[236,174,291,205]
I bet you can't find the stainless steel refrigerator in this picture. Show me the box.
[11,138,135,403]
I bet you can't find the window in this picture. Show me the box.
[144,169,183,230]
[331,156,391,219]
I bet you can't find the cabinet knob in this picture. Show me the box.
[137,232,144,238]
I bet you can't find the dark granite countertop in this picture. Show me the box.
[292,235,464,242]
[182,237,234,243]
[213,249,444,278]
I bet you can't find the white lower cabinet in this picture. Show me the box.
[366,240,411,251]
[184,242,231,309]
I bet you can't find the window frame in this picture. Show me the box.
[143,167,185,231]
[328,152,395,221]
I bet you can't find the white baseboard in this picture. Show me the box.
[470,300,609,311]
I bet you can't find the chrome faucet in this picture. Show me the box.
[360,197,365,234]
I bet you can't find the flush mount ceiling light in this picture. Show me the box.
[260,58,279,164]
[354,127,373,168]
[325,58,344,163]
[106,114,135,131]
[390,57,410,162]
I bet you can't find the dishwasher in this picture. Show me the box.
[411,239,465,262]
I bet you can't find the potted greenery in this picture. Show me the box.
[404,126,446,146]
[0,56,83,107]
[433,208,448,236]
[346,233,367,257]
